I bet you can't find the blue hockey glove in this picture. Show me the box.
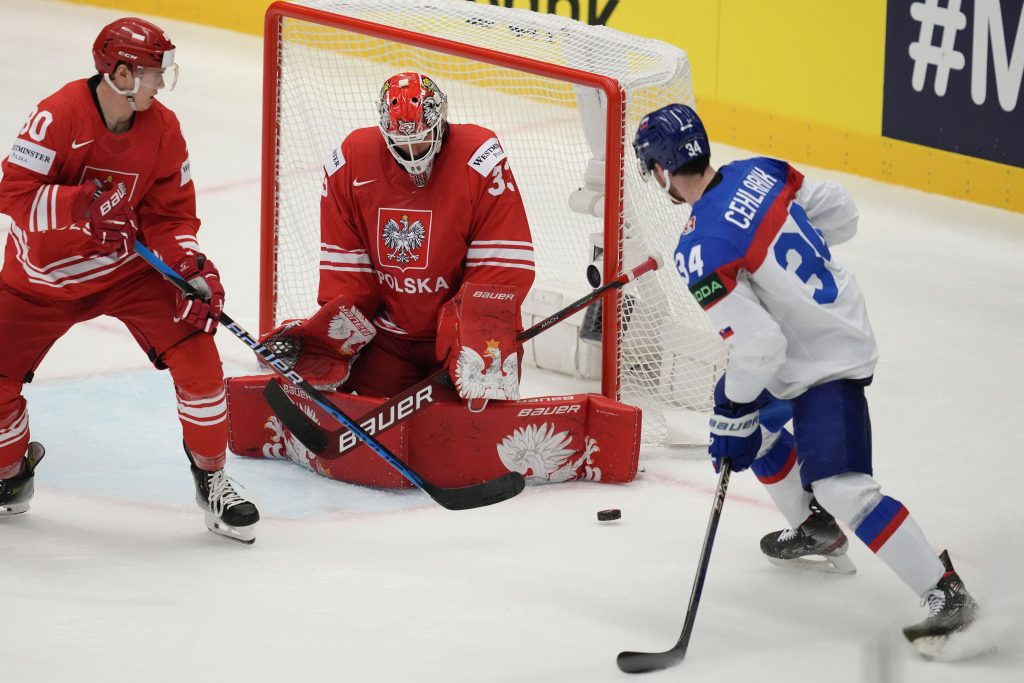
[709,404,761,473]
[708,377,770,473]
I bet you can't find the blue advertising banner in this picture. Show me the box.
[883,0,1024,168]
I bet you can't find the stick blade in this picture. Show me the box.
[616,648,685,674]
[424,471,526,511]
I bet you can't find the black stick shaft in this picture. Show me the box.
[616,458,732,674]
[269,256,661,457]
[135,242,523,510]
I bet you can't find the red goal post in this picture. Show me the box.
[259,0,726,444]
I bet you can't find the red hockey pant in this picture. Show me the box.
[344,332,443,397]
[0,269,227,476]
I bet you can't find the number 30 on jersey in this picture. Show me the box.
[19,107,53,142]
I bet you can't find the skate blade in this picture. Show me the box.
[912,634,953,660]
[205,513,256,545]
[767,553,857,575]
[910,634,995,662]
[909,617,995,662]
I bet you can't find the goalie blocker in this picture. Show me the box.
[225,376,641,488]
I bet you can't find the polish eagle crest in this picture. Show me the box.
[455,339,520,401]
[382,213,425,264]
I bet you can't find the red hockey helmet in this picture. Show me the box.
[376,72,448,186]
[93,17,178,92]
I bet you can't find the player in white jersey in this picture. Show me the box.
[633,103,976,655]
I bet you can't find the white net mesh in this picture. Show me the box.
[266,0,726,443]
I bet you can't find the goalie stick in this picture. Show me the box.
[134,242,525,511]
[264,255,662,458]
[616,458,732,674]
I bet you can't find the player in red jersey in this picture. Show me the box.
[263,73,534,403]
[0,17,259,543]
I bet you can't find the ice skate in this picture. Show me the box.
[760,498,856,575]
[903,550,978,658]
[0,442,45,515]
[187,448,259,544]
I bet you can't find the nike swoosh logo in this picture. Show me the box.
[71,140,94,149]
[352,179,377,187]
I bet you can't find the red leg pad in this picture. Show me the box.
[225,375,641,488]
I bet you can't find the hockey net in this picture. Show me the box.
[261,0,726,444]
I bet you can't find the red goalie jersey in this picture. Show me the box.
[319,124,534,339]
[0,78,198,300]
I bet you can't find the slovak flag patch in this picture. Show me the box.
[718,326,734,340]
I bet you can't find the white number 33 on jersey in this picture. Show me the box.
[488,162,516,196]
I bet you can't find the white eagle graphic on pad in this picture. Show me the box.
[382,213,425,264]
[455,339,519,401]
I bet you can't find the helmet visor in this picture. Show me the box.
[138,63,178,92]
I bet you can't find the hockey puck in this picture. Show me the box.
[597,508,621,522]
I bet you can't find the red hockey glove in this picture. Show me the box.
[258,296,376,390]
[70,179,139,253]
[171,253,225,334]
[436,282,521,404]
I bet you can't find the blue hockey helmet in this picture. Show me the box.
[633,103,710,181]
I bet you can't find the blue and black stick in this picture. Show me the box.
[135,242,525,511]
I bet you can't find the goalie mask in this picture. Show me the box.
[377,73,448,187]
[93,17,179,110]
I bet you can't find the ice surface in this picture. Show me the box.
[1,2,1022,681]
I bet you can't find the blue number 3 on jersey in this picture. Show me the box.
[773,204,838,304]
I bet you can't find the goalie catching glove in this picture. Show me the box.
[259,295,376,390]
[70,179,139,253]
[172,253,225,334]
[436,282,521,406]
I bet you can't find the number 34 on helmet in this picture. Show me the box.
[632,103,710,197]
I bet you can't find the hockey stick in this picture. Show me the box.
[265,255,661,458]
[135,242,525,511]
[616,458,732,674]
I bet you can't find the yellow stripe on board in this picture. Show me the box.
[62,0,1023,214]
[61,0,273,34]
[700,99,1024,212]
